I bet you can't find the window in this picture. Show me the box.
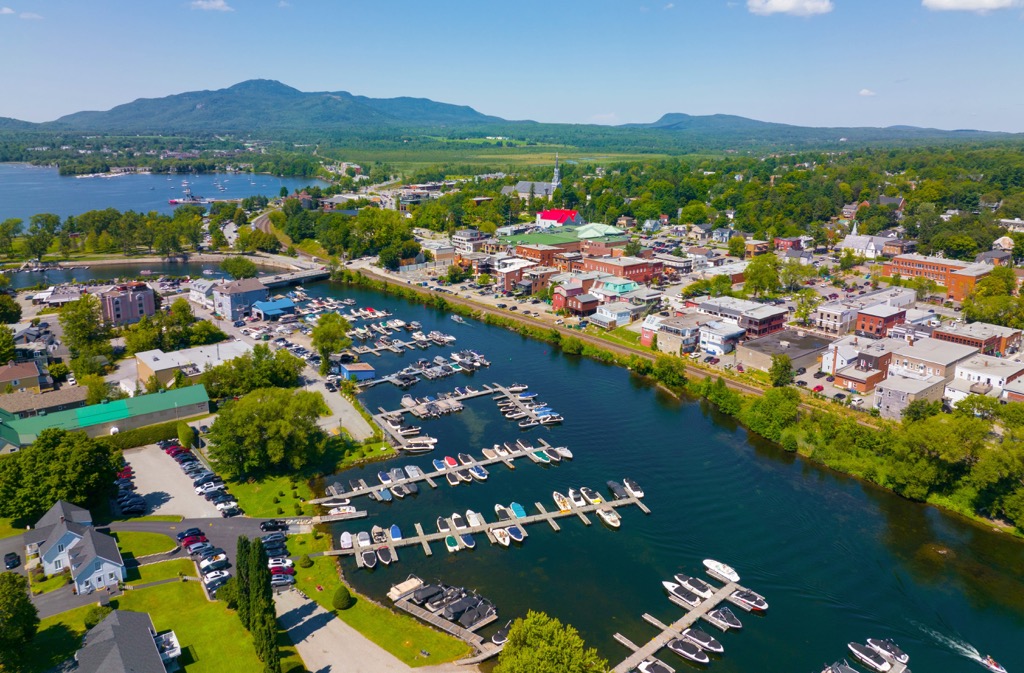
[55,559,62,569]
[57,543,64,553]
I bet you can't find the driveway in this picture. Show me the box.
[306,378,375,440]
[109,517,280,558]
[123,445,221,519]
[0,532,26,576]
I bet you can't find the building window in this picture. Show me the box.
[58,543,64,553]
[55,559,62,569]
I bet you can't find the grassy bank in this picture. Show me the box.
[0,517,19,539]
[112,531,176,559]
[125,559,196,585]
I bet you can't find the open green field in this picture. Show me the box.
[112,531,176,560]
[124,559,196,585]
[332,146,674,173]
[0,517,20,539]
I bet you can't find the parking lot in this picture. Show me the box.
[124,445,221,519]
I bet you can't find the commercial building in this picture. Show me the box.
[882,253,992,301]
[494,258,536,293]
[736,329,832,373]
[855,305,906,339]
[697,296,787,338]
[536,208,584,228]
[136,341,253,388]
[944,354,1024,406]
[887,337,977,383]
[813,287,917,335]
[589,276,640,303]
[931,321,1022,356]
[23,501,125,595]
[590,301,643,330]
[874,375,946,420]
[744,240,769,258]
[100,283,156,326]
[580,256,662,283]
[75,610,181,673]
[212,278,268,321]
[338,362,376,381]
[515,244,562,267]
[639,314,705,354]
[823,336,906,393]
[251,298,296,321]
[699,320,747,355]
[0,385,211,448]
[451,229,489,255]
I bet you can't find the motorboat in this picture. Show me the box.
[481,447,498,460]
[580,487,603,505]
[377,488,393,503]
[532,449,551,464]
[411,584,443,606]
[553,491,571,512]
[455,469,473,483]
[866,639,909,665]
[493,443,510,457]
[507,525,524,542]
[518,392,538,400]
[328,505,357,516]
[492,620,512,645]
[544,448,562,462]
[391,484,408,499]
[821,661,859,673]
[663,581,701,608]
[494,504,513,521]
[981,656,1008,673]
[406,481,419,495]
[444,456,458,468]
[569,489,586,508]
[505,411,527,420]
[730,589,768,612]
[607,480,628,499]
[405,465,424,479]
[596,508,621,528]
[361,550,378,568]
[459,533,475,549]
[432,458,447,471]
[703,559,740,583]
[847,643,892,672]
[666,638,710,665]
[507,383,528,393]
[636,660,674,673]
[623,477,644,498]
[426,586,463,613]
[674,574,713,600]
[681,627,723,654]
[339,532,353,549]
[445,535,459,553]
[705,607,742,631]
[518,419,539,429]
[466,510,484,527]
[555,446,573,460]
[492,528,511,547]
[378,471,393,486]
[356,531,372,547]
[376,547,393,566]
[539,414,563,425]
[459,599,495,629]
[443,595,479,621]
[389,467,405,483]
[371,525,387,544]
[458,452,475,465]
[437,517,451,533]
[469,465,489,481]
[451,513,468,530]
[321,497,350,507]
[445,472,460,487]
[389,524,402,541]
[510,502,527,518]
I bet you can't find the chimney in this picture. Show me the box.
[60,515,65,524]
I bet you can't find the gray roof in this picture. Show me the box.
[0,386,88,415]
[76,610,166,673]
[36,500,91,529]
[215,277,266,295]
[68,528,124,582]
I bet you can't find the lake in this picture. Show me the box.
[4,261,280,291]
[0,163,327,223]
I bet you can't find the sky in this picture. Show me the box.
[1,0,1023,131]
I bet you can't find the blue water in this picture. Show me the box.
[0,163,327,223]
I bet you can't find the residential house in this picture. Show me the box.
[975,249,1013,266]
[784,249,814,265]
[698,320,746,355]
[75,610,181,673]
[736,329,832,373]
[874,374,946,420]
[687,222,714,243]
[842,201,870,219]
[100,283,156,326]
[931,321,1021,356]
[686,247,714,271]
[589,276,640,304]
[212,278,268,321]
[992,235,1016,252]
[494,257,536,293]
[878,194,906,215]
[882,238,917,258]
[188,278,217,309]
[564,292,600,316]
[711,227,741,245]
[590,301,642,330]
[23,501,125,594]
[136,341,253,388]
[887,337,977,382]
[855,305,906,339]
[773,236,803,251]
[652,252,694,275]
[639,313,705,354]
[0,360,46,393]
[616,216,637,229]
[0,386,88,419]
[744,239,770,258]
[944,354,1024,406]
[641,218,662,233]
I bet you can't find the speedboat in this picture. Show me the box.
[426,585,462,613]
[596,508,621,528]
[445,535,459,553]
[705,607,742,631]
[356,531,371,547]
[389,524,402,541]
[510,502,527,518]
[544,448,562,462]
[674,574,713,599]
[518,392,538,400]
[637,660,674,673]
[492,620,512,645]
[466,510,484,527]
[339,532,353,549]
[982,656,1008,673]
[847,643,892,672]
[406,481,419,495]
[390,484,408,499]
[505,411,527,420]
[703,559,740,583]
[378,470,392,486]
[459,533,475,549]
[361,549,378,568]
[580,487,603,505]
[469,465,488,481]
[389,468,405,483]
[821,661,859,673]
[376,547,393,565]
[730,589,768,612]
[432,458,447,471]
[451,513,468,530]
[518,419,539,429]
[458,452,475,465]
[481,447,498,460]
[411,584,443,606]
[493,443,510,457]
[437,517,451,533]
[532,449,551,464]
[405,465,424,479]
[682,627,723,654]
[494,504,513,521]
[492,528,511,546]
[507,383,528,393]
[444,456,458,468]
[607,481,628,499]
[328,505,357,516]
[455,469,473,483]
[553,491,571,512]
[569,489,586,508]
[539,414,563,425]
[624,477,644,498]
[555,446,573,460]
[866,639,908,665]
[667,638,710,665]
[663,581,702,608]
[377,488,393,503]
[507,525,524,542]
[445,472,460,487]
[459,599,495,629]
[371,525,387,544]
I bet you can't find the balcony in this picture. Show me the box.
[154,631,181,662]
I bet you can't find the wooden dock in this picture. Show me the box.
[316,437,561,503]
[309,510,368,524]
[611,581,744,673]
[323,493,649,559]
[394,598,503,660]
[491,384,558,425]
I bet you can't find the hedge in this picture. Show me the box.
[96,414,208,451]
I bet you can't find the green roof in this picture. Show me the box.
[0,385,210,446]
[501,226,628,247]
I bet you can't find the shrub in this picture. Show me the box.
[272,497,279,504]
[293,503,303,515]
[97,417,200,451]
[298,554,313,569]
[332,585,354,610]
[84,604,113,629]
[276,507,284,515]
[278,490,285,497]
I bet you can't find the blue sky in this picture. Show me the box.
[2,0,1023,131]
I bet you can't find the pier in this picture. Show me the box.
[259,268,330,288]
[368,385,497,448]
[393,598,503,661]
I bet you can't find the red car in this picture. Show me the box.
[270,566,296,576]
[180,535,207,548]
[813,385,825,393]
[166,446,186,456]
[117,469,134,478]
[736,365,745,373]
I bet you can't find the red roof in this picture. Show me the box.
[538,209,578,223]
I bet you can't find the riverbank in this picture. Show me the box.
[337,266,1024,540]
[55,252,299,271]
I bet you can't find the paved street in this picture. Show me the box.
[107,516,273,557]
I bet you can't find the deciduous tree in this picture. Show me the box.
[494,611,607,673]
[0,572,39,672]
[311,312,351,375]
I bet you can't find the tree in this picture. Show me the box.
[83,604,113,629]
[59,295,110,359]
[79,373,110,405]
[24,214,58,261]
[494,611,607,673]
[727,235,746,258]
[236,536,252,629]
[311,313,351,375]
[0,218,23,257]
[974,265,1017,298]
[210,227,228,250]
[477,273,494,286]
[769,354,794,387]
[332,585,355,611]
[652,355,687,389]
[0,295,22,324]
[780,259,813,291]
[199,344,305,399]
[903,399,942,422]
[745,387,801,442]
[207,388,330,478]
[910,276,938,301]
[793,288,823,325]
[839,248,858,271]
[624,239,643,256]
[0,572,39,672]
[0,326,14,363]
[177,421,194,449]
[744,253,781,296]
[221,256,259,279]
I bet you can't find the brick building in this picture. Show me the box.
[931,321,1022,356]
[882,253,991,301]
[100,282,156,326]
[855,305,906,339]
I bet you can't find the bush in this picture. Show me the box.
[332,585,355,611]
[276,507,284,515]
[278,490,285,497]
[96,417,199,451]
[84,604,113,629]
[298,554,313,569]
[177,421,194,449]
[292,503,303,516]
[272,497,279,504]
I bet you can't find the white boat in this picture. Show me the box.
[703,559,740,583]
[847,643,892,672]
[580,487,603,505]
[730,589,768,612]
[466,510,484,527]
[356,531,371,547]
[328,506,357,516]
[492,528,511,547]
[981,656,1008,673]
[568,489,586,508]
[865,639,909,665]
[596,508,621,528]
[666,638,710,665]
[552,491,571,512]
[623,477,644,498]
[637,660,675,673]
[555,446,573,460]
[339,532,353,549]
[663,581,701,608]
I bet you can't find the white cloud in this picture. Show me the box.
[922,0,1022,11]
[859,88,877,97]
[664,2,675,8]
[191,0,233,11]
[747,0,834,15]
[0,7,15,14]
[19,11,42,19]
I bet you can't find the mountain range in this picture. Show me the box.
[1,79,1018,148]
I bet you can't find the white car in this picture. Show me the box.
[196,482,225,495]
[199,554,227,571]
[203,570,230,584]
[268,557,294,569]
[215,500,238,511]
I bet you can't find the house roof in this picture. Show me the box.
[68,527,124,581]
[740,329,832,359]
[215,277,266,295]
[0,360,41,384]
[189,278,216,293]
[37,500,92,528]
[878,374,945,395]
[136,342,253,375]
[858,304,905,319]
[252,298,295,316]
[0,386,88,415]
[76,610,167,673]
[956,354,1024,379]
[894,337,977,365]
[934,321,1020,341]
[538,209,579,223]
[340,362,375,372]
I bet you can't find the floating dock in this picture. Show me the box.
[393,597,503,661]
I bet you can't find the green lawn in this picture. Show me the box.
[125,559,196,586]
[25,602,95,672]
[229,475,315,519]
[113,531,176,560]
[291,533,470,667]
[29,572,69,595]
[0,517,20,539]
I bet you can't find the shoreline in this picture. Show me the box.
[36,252,300,272]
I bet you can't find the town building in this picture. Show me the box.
[838,234,891,259]
[251,298,296,321]
[1000,379,1024,403]
[75,610,181,673]
[773,236,803,251]
[536,209,583,228]
[813,287,917,334]
[882,253,992,301]
[494,257,537,293]
[855,305,906,339]
[515,244,562,267]
[589,276,640,304]
[697,296,787,338]
[451,229,489,255]
[698,320,747,355]
[0,360,47,393]
[100,283,156,326]
[590,301,643,330]
[874,375,946,420]
[188,278,217,309]
[23,501,125,594]
[580,256,662,283]
[212,278,269,321]
[823,336,906,393]
[931,321,1021,356]
[882,239,917,257]
[744,240,770,258]
[338,362,375,381]
[518,266,558,294]
[887,337,977,382]
[736,329,832,373]
[419,239,456,262]
[784,249,815,265]
[135,341,253,388]
[0,386,88,419]
[944,354,1024,406]
[639,313,705,354]
[711,227,742,245]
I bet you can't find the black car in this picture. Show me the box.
[204,490,230,501]
[261,532,287,544]
[221,507,242,518]
[796,367,807,375]
[191,474,215,486]
[199,425,210,434]
[260,519,288,532]
[263,543,287,555]
[813,371,827,379]
[4,552,20,569]
[212,493,236,504]
[176,528,203,542]
[795,380,808,387]
[833,393,847,401]
[200,547,226,560]
[324,382,337,393]
[205,576,230,594]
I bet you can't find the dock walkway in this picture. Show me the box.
[393,598,503,660]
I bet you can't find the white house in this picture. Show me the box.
[945,354,1024,406]
[698,320,746,355]
[837,234,890,260]
[24,501,125,594]
[590,301,641,330]
[188,278,217,309]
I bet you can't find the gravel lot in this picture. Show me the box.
[123,445,221,519]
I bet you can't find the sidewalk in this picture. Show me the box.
[305,378,375,440]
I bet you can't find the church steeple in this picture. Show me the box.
[552,153,561,192]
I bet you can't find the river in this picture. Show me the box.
[0,163,327,223]
[4,261,281,291]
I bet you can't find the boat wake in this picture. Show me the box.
[914,621,985,665]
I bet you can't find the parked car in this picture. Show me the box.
[4,552,21,569]
[813,385,825,393]
[203,570,230,584]
[796,367,807,375]
[270,566,296,576]
[833,393,847,401]
[813,371,827,379]
[268,557,294,569]
[206,576,230,594]
[199,547,226,561]
[826,376,836,382]
[215,500,239,511]
[736,364,745,373]
[196,482,225,495]
[270,574,296,587]
[220,507,242,518]
[199,554,228,571]
[260,520,288,532]
[261,532,286,544]
[325,382,337,393]
[796,380,808,387]
[188,542,214,556]
[180,534,207,547]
